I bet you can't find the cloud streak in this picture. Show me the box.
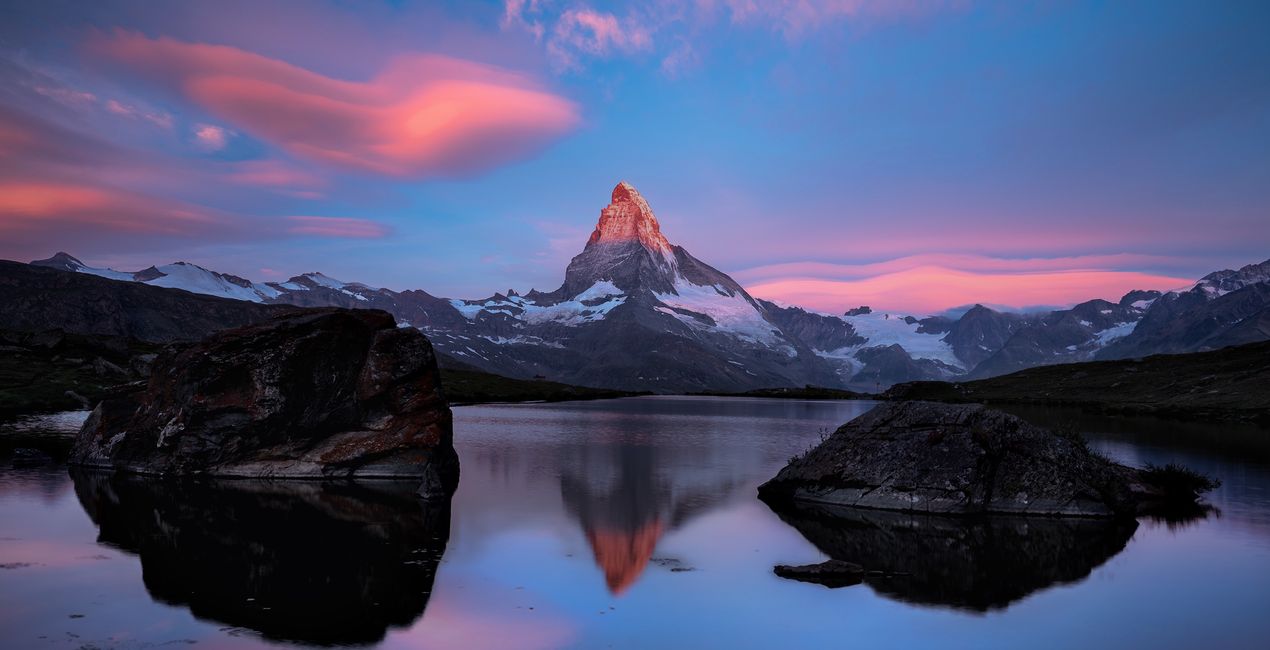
[741,255,1196,315]
[90,32,581,177]
[504,0,959,72]
[285,216,388,239]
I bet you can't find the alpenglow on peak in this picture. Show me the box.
[587,181,673,255]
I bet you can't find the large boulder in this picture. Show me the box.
[758,401,1137,517]
[70,308,458,498]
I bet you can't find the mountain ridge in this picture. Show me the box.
[23,183,1270,392]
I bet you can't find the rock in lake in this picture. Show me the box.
[773,560,866,588]
[70,308,459,498]
[758,401,1138,517]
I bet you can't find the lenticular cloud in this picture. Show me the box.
[91,32,581,178]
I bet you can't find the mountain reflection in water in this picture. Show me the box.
[70,470,451,646]
[560,441,731,594]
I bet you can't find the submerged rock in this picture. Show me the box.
[774,559,866,588]
[758,401,1139,517]
[70,309,458,498]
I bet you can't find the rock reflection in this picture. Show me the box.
[770,503,1140,611]
[71,470,450,646]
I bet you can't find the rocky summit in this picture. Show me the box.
[69,308,459,498]
[758,401,1141,517]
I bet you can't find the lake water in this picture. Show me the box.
[2,396,1269,649]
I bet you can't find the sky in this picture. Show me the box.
[1,0,1267,315]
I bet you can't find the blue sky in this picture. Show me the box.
[1,0,1267,313]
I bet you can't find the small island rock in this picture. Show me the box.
[758,401,1137,517]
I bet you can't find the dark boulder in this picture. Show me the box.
[70,308,458,498]
[759,401,1139,517]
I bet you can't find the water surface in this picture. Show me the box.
[2,397,1268,649]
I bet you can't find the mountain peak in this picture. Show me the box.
[588,181,672,255]
[30,252,86,271]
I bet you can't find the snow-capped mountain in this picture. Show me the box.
[33,253,283,302]
[24,185,1270,391]
[432,181,836,390]
[1098,259,1270,360]
[964,295,1157,379]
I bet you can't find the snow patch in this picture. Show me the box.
[303,272,345,289]
[145,263,276,302]
[75,265,134,281]
[453,282,627,326]
[834,312,963,369]
[655,279,782,346]
[1094,321,1138,346]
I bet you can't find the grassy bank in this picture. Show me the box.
[886,341,1270,424]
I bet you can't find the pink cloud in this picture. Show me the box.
[733,253,1194,284]
[0,178,258,261]
[0,180,218,234]
[32,85,97,108]
[103,98,174,129]
[90,32,580,177]
[192,123,233,151]
[225,159,326,197]
[505,0,956,73]
[743,260,1195,315]
[286,215,389,239]
[548,8,653,69]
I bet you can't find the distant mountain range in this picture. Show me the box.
[21,181,1270,392]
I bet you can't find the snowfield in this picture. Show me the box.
[1094,320,1138,346]
[451,281,627,326]
[146,263,280,302]
[655,279,784,346]
[836,311,963,368]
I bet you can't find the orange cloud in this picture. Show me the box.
[733,253,1193,283]
[0,180,218,235]
[743,260,1195,314]
[90,32,580,177]
[286,216,388,239]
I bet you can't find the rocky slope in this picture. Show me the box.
[1099,259,1270,360]
[0,328,157,414]
[2,260,294,342]
[965,297,1151,378]
[70,309,459,498]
